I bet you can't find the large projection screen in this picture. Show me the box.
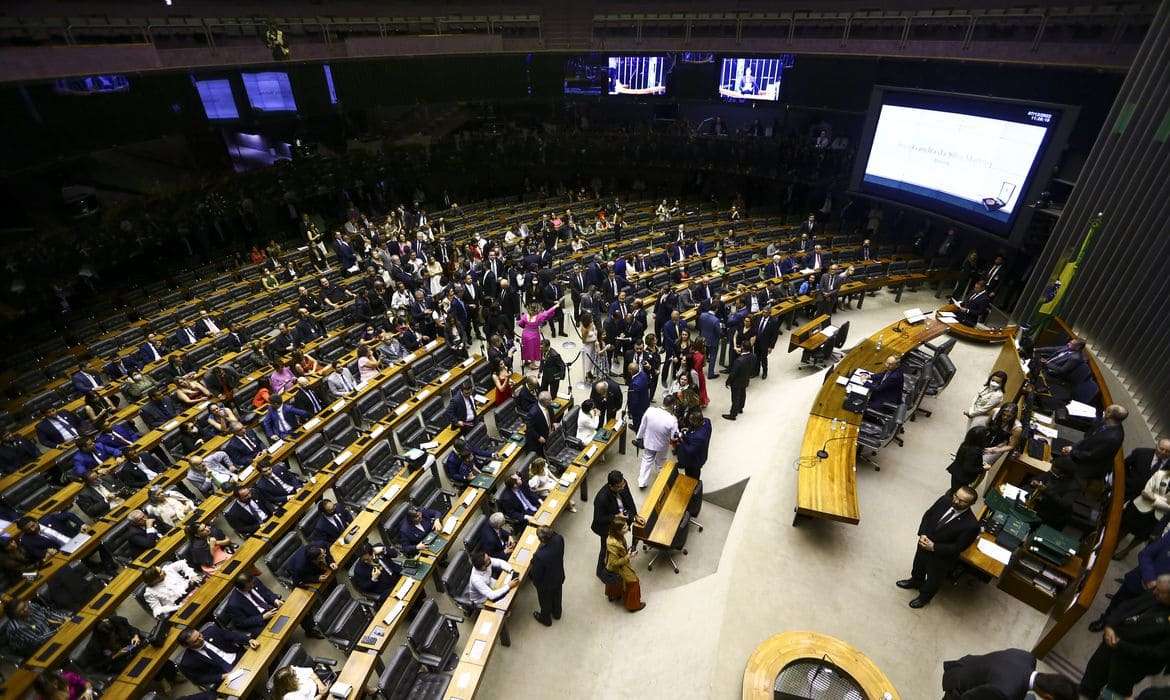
[851,88,1074,238]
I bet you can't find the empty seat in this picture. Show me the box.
[353,391,390,427]
[491,400,522,436]
[394,419,426,452]
[295,433,336,473]
[334,465,374,511]
[417,398,447,434]
[4,473,56,511]
[405,599,460,670]
[381,375,412,407]
[313,585,374,653]
[323,413,359,449]
[408,472,446,514]
[375,645,452,700]
[363,440,400,484]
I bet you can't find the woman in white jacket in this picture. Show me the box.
[964,371,1006,429]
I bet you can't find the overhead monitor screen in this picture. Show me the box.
[241,71,297,112]
[607,56,667,96]
[718,57,787,102]
[855,90,1060,234]
[193,78,239,120]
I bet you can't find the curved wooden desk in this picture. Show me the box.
[743,631,899,700]
[795,317,947,524]
[937,304,1017,343]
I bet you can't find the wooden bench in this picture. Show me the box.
[633,461,698,574]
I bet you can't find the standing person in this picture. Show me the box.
[675,408,712,479]
[941,648,1077,699]
[635,396,680,489]
[626,362,651,436]
[1089,529,1170,631]
[518,302,560,369]
[1080,574,1170,699]
[529,526,565,627]
[753,313,779,380]
[946,426,989,491]
[722,342,756,421]
[539,339,566,399]
[963,371,1006,429]
[523,391,555,456]
[1113,460,1170,560]
[578,313,603,383]
[591,470,638,592]
[697,303,722,380]
[690,338,710,408]
[896,486,980,608]
[605,519,645,612]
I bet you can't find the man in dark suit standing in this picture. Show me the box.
[1090,528,1170,632]
[1123,438,1170,502]
[523,391,555,456]
[897,486,980,608]
[1054,404,1127,482]
[591,470,638,585]
[722,343,757,421]
[529,526,565,627]
[445,381,479,432]
[752,313,780,380]
[589,379,623,425]
[1080,574,1170,698]
[941,647,1076,699]
[541,277,566,337]
[626,363,651,434]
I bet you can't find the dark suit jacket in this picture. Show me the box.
[292,387,325,415]
[140,397,180,429]
[396,508,440,554]
[310,507,354,544]
[352,556,401,599]
[726,353,756,389]
[524,403,552,454]
[135,342,164,369]
[117,454,165,489]
[446,393,478,428]
[222,580,280,635]
[868,368,905,408]
[225,431,263,466]
[286,544,334,586]
[71,371,103,395]
[204,366,240,398]
[1066,421,1124,480]
[77,484,114,518]
[755,316,780,352]
[178,625,250,687]
[958,290,991,326]
[627,371,651,426]
[36,413,82,447]
[591,484,637,537]
[1125,448,1168,501]
[529,531,565,593]
[126,523,160,558]
[254,466,305,510]
[499,484,541,524]
[941,647,1035,700]
[261,404,309,440]
[225,499,270,537]
[469,521,508,559]
[588,380,623,424]
[676,418,712,473]
[917,496,980,562]
[0,436,39,474]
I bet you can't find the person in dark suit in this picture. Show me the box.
[135,334,165,369]
[529,526,566,627]
[941,647,1076,699]
[222,573,283,637]
[253,458,304,510]
[217,322,248,353]
[260,394,309,441]
[1080,575,1170,698]
[309,499,353,544]
[176,623,256,687]
[1123,438,1170,502]
[444,444,486,490]
[675,408,712,479]
[170,323,199,349]
[224,487,271,538]
[224,423,264,467]
[125,510,161,558]
[469,513,511,559]
[445,382,479,432]
[591,470,639,591]
[752,313,780,380]
[661,311,683,387]
[523,392,555,456]
[722,344,756,421]
[397,506,441,555]
[946,426,989,491]
[1090,528,1170,632]
[291,378,326,416]
[0,429,39,475]
[589,379,623,425]
[71,361,104,395]
[76,471,120,518]
[103,353,133,381]
[954,279,992,327]
[351,542,401,603]
[867,355,905,409]
[626,363,651,434]
[1055,404,1127,481]
[116,446,166,489]
[286,543,336,587]
[35,409,81,447]
[203,365,241,401]
[804,245,829,271]
[1036,338,1088,383]
[539,340,567,399]
[897,487,980,608]
[139,389,180,430]
[499,473,541,527]
[540,278,566,336]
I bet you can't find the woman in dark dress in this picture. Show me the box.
[946,426,989,491]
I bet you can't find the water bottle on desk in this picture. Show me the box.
[875,336,883,352]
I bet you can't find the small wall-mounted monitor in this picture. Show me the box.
[607,56,667,96]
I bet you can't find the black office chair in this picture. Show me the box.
[409,472,452,515]
[394,418,427,453]
[379,502,412,552]
[687,480,705,533]
[382,375,413,409]
[295,433,336,473]
[375,645,452,700]
[313,585,375,654]
[460,514,487,553]
[103,519,138,565]
[335,466,375,511]
[323,413,360,450]
[417,397,448,437]
[405,599,461,671]
[353,391,390,429]
[491,400,522,436]
[438,549,476,618]
[364,439,403,485]
[265,530,304,588]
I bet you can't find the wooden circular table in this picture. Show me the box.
[743,631,900,700]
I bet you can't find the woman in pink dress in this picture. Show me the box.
[518,302,560,367]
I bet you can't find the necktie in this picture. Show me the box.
[516,488,535,512]
[185,329,195,344]
[331,514,343,531]
[246,589,269,612]
[938,508,956,528]
[240,435,254,451]
[53,417,77,440]
[307,390,320,413]
[247,501,265,520]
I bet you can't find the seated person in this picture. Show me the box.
[222,572,283,637]
[187,453,238,496]
[123,371,157,401]
[309,499,353,544]
[254,458,304,510]
[125,510,161,558]
[0,429,39,475]
[286,544,336,587]
[1036,338,1089,385]
[498,473,541,527]
[952,279,991,327]
[144,486,196,530]
[224,422,264,467]
[94,418,139,457]
[176,623,257,688]
[142,559,202,617]
[351,542,402,603]
[185,522,235,575]
[81,615,159,675]
[443,443,485,489]
[71,436,116,479]
[0,534,39,585]
[272,665,329,700]
[464,550,520,608]
[117,446,166,489]
[397,506,441,555]
[76,470,123,519]
[261,394,309,441]
[224,487,272,539]
[1031,460,1086,530]
[0,598,67,657]
[140,388,180,430]
[470,512,513,560]
[35,409,82,447]
[866,355,905,409]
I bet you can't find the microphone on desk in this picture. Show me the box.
[816,435,853,459]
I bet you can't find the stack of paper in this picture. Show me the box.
[823,325,838,338]
[846,384,869,396]
[903,308,926,323]
[1067,400,1098,419]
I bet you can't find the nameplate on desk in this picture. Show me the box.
[237,466,255,481]
[443,516,457,534]
[526,531,538,546]
[226,670,248,690]
[395,578,414,600]
[558,472,577,487]
[420,440,439,451]
[846,383,869,396]
[546,498,559,510]
[328,682,353,699]
[537,512,553,525]
[333,450,352,464]
[470,639,488,662]
[303,417,322,431]
[834,375,849,387]
[267,440,284,453]
[474,394,489,405]
[381,484,401,500]
[503,443,517,457]
[197,401,210,410]
[462,490,476,506]
[163,420,180,431]
[418,389,431,400]
[439,371,451,382]
[369,425,385,439]
[484,460,502,475]
[584,445,598,459]
[516,547,532,564]
[426,340,440,350]
[394,405,410,416]
[383,600,405,624]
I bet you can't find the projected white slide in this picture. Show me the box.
[864,105,1047,218]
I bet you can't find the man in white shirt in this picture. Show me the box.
[634,396,680,488]
[143,559,202,617]
[465,551,520,607]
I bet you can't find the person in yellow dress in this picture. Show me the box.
[605,518,646,612]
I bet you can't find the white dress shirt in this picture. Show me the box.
[466,557,514,605]
[576,410,600,443]
[636,406,679,452]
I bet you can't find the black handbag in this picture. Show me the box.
[147,619,172,647]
